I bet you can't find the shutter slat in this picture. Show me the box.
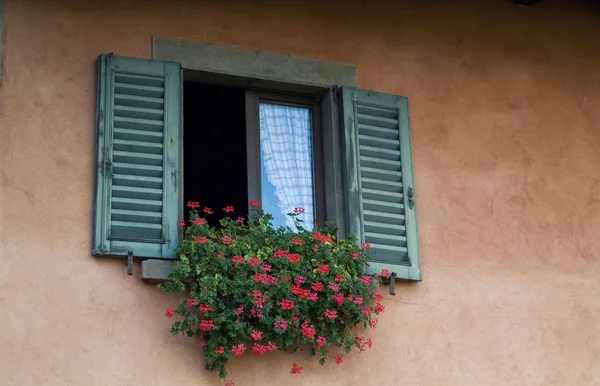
[357,105,398,120]
[114,82,164,98]
[361,177,402,193]
[358,134,400,151]
[114,93,165,109]
[112,209,162,224]
[112,150,163,166]
[363,198,404,214]
[359,156,401,171]
[359,145,400,161]
[111,197,162,212]
[114,105,164,121]
[357,113,398,129]
[113,128,163,143]
[113,139,163,155]
[361,166,401,182]
[112,174,163,189]
[111,221,162,240]
[114,73,165,87]
[113,116,164,132]
[362,188,402,203]
[364,232,407,247]
[364,220,406,236]
[363,209,405,225]
[112,162,163,178]
[112,185,163,201]
[358,124,399,140]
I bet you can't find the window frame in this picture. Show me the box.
[244,89,325,228]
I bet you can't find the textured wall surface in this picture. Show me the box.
[1,0,600,385]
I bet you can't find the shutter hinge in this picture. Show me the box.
[389,272,397,296]
[127,250,133,275]
[408,187,415,209]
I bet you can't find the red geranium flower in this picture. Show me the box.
[286,253,301,263]
[199,303,213,312]
[375,303,385,314]
[311,282,324,292]
[335,354,343,364]
[231,344,246,356]
[232,255,244,264]
[314,244,319,252]
[290,363,303,374]
[275,320,288,330]
[198,320,214,331]
[301,324,316,339]
[248,200,260,207]
[380,269,390,279]
[291,238,303,246]
[223,205,234,213]
[192,217,206,226]
[293,207,305,213]
[250,330,263,341]
[361,241,372,250]
[214,346,225,355]
[218,252,224,259]
[186,298,198,308]
[249,257,260,266]
[222,235,232,245]
[373,291,383,302]
[252,343,267,356]
[351,251,360,259]
[332,293,344,306]
[195,236,208,244]
[186,201,200,209]
[316,335,326,347]
[280,299,294,310]
[178,220,186,227]
[260,264,271,272]
[370,320,378,328]
[203,207,214,215]
[317,264,330,274]
[236,217,245,224]
[273,249,288,258]
[165,308,175,318]
[324,309,338,320]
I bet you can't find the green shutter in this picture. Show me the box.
[93,54,181,259]
[340,87,421,281]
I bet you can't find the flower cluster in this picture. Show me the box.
[160,202,383,383]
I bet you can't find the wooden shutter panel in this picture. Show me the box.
[340,87,421,281]
[93,54,181,259]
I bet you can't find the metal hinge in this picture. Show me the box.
[408,187,415,209]
[127,251,133,275]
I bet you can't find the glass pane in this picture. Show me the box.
[259,103,314,231]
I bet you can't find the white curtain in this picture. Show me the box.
[259,104,314,230]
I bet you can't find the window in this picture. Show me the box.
[93,53,421,281]
[246,91,324,231]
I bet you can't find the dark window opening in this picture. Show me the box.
[183,82,248,228]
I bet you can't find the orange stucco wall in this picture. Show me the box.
[1,0,600,385]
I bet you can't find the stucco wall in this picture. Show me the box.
[1,0,600,385]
